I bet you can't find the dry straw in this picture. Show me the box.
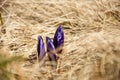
[0,0,120,80]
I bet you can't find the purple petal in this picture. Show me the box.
[46,37,58,62]
[37,36,46,61]
[53,25,64,52]
[46,37,55,51]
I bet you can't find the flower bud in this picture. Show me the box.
[37,36,46,61]
[46,37,58,62]
[53,26,64,53]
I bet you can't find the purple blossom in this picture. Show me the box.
[46,37,58,62]
[37,36,46,61]
[53,25,64,53]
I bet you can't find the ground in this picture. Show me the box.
[0,0,120,80]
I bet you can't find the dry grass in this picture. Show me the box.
[0,0,120,80]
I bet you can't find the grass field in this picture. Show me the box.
[0,0,120,80]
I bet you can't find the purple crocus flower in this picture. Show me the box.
[37,36,46,61]
[46,37,58,62]
[53,25,64,53]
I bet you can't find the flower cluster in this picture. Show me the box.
[37,26,64,64]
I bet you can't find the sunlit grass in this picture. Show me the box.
[0,0,120,80]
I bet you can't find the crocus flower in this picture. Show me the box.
[53,25,64,53]
[37,36,46,61]
[46,36,58,62]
